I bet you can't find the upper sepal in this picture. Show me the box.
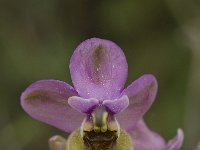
[70,38,128,101]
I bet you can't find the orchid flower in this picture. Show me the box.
[20,38,184,150]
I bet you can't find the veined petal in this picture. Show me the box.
[117,74,158,130]
[129,120,166,150]
[167,129,184,150]
[103,95,129,114]
[70,38,128,101]
[68,96,98,113]
[20,80,85,132]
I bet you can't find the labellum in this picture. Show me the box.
[67,129,133,150]
[83,130,117,150]
[67,106,133,150]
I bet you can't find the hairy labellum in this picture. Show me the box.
[67,106,133,150]
[81,106,119,150]
[67,128,133,150]
[83,130,118,150]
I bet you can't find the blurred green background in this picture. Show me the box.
[0,0,200,149]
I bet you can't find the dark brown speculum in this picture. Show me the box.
[83,130,118,150]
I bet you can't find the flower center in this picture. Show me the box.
[83,130,118,150]
[80,106,120,149]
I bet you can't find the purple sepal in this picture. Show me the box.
[70,38,128,101]
[20,80,85,132]
[117,74,158,130]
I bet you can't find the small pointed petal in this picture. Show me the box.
[68,96,98,113]
[21,80,85,132]
[70,38,128,101]
[129,120,166,150]
[103,95,129,114]
[167,129,184,150]
[117,74,158,130]
[49,135,67,150]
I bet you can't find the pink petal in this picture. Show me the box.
[103,95,129,114]
[68,96,98,113]
[70,38,128,101]
[20,80,85,132]
[117,74,158,130]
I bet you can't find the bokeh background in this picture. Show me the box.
[0,0,200,149]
